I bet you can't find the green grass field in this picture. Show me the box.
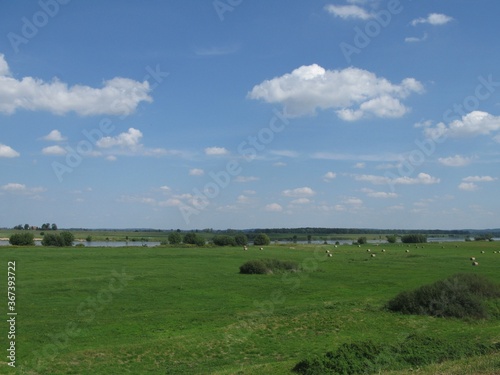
[1,242,500,374]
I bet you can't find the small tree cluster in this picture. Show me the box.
[183,232,205,246]
[357,236,367,245]
[401,234,427,243]
[42,231,74,247]
[9,232,35,246]
[253,233,270,246]
[212,235,236,246]
[167,232,182,245]
[386,235,397,243]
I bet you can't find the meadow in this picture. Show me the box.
[1,241,500,374]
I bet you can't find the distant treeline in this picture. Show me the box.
[247,228,472,236]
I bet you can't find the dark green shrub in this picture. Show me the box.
[239,259,300,274]
[401,234,427,243]
[9,232,35,246]
[234,234,248,246]
[386,235,397,243]
[253,233,270,246]
[357,236,367,245]
[386,273,500,319]
[183,232,198,244]
[41,232,74,247]
[212,235,236,246]
[168,232,182,244]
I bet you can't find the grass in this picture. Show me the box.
[0,242,499,374]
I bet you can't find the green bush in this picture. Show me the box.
[41,231,74,247]
[386,235,397,243]
[9,232,35,246]
[293,334,499,375]
[234,234,248,246]
[212,235,236,246]
[239,259,300,274]
[357,236,367,245]
[168,232,182,244]
[386,273,500,319]
[401,234,427,243]
[253,233,270,246]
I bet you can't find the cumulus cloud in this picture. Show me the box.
[282,187,316,198]
[97,128,143,149]
[458,182,478,192]
[42,130,66,142]
[355,172,440,185]
[438,155,473,167]
[324,4,374,20]
[405,33,428,43]
[265,203,283,212]
[248,64,423,120]
[411,13,453,26]
[0,143,20,158]
[423,111,500,139]
[0,54,151,116]
[189,168,205,176]
[1,182,45,195]
[323,171,337,181]
[42,145,67,156]
[361,188,397,198]
[462,176,497,182]
[204,146,229,156]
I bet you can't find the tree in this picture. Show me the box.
[386,235,397,244]
[254,233,270,246]
[183,232,198,245]
[9,232,35,246]
[168,232,182,245]
[401,234,427,244]
[41,231,74,247]
[59,231,74,246]
[24,223,30,230]
[357,236,368,245]
[51,223,58,231]
[213,235,237,246]
[234,234,248,246]
[13,225,23,230]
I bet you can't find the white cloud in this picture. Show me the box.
[361,188,397,198]
[42,129,66,142]
[204,146,229,156]
[248,64,423,120]
[411,13,453,26]
[438,155,473,167]
[270,150,299,158]
[1,182,45,195]
[282,187,316,198]
[458,182,479,192]
[0,55,151,116]
[354,162,365,169]
[290,198,311,205]
[0,143,20,158]
[405,33,428,43]
[42,145,67,156]
[97,128,143,149]
[423,111,500,139]
[324,4,374,20]
[323,171,337,181]
[355,172,440,185]
[235,176,259,183]
[462,176,497,182]
[265,203,283,212]
[189,168,205,176]
[106,155,117,162]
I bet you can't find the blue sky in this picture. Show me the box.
[1,0,499,230]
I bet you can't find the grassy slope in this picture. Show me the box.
[0,242,499,374]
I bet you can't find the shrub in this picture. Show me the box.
[239,259,300,274]
[41,231,74,247]
[386,235,397,243]
[168,232,182,244]
[253,233,270,246]
[386,273,500,319]
[183,232,198,244]
[401,234,427,243]
[357,236,367,245]
[9,232,35,246]
[234,234,248,246]
[212,235,237,246]
[293,334,499,375]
